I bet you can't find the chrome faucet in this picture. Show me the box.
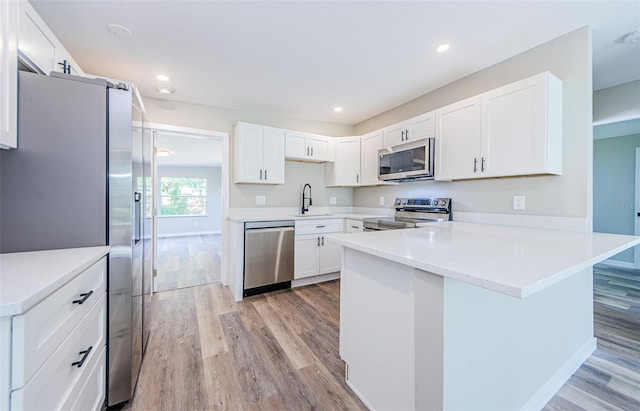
[301,183,312,214]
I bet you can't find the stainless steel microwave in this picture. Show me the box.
[378,138,434,181]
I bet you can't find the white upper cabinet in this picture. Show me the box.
[1,0,18,149]
[383,111,435,148]
[435,96,482,180]
[234,122,285,184]
[17,0,84,76]
[480,71,562,178]
[360,129,397,186]
[435,72,562,181]
[326,137,361,186]
[285,130,333,162]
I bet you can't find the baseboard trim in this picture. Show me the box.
[599,259,639,270]
[292,272,340,288]
[522,337,597,411]
[158,230,221,238]
[345,377,375,411]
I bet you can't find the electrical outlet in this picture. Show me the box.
[513,195,525,210]
[379,196,385,206]
[330,196,337,205]
[256,195,266,205]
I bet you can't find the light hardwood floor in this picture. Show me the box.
[123,280,366,411]
[124,264,639,410]
[154,234,221,292]
[544,264,640,410]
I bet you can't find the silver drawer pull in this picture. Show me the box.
[72,290,94,305]
[71,346,93,368]
[316,225,325,228]
[351,225,359,229]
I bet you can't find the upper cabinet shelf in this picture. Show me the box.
[435,71,562,181]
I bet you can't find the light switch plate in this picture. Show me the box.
[513,195,525,210]
[330,196,337,205]
[256,195,266,205]
[379,196,385,206]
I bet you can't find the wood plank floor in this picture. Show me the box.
[544,264,640,411]
[154,234,221,293]
[124,264,639,410]
[122,280,367,411]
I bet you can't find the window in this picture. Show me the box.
[160,177,207,216]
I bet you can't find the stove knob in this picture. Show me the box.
[401,200,407,205]
[396,199,402,205]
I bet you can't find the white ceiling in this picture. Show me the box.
[32,1,640,125]
[155,132,222,167]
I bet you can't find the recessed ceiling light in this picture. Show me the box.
[106,23,132,39]
[156,74,170,82]
[436,44,450,53]
[622,28,640,44]
[334,106,343,113]
[155,86,176,95]
[156,149,171,157]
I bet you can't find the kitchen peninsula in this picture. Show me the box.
[328,222,640,411]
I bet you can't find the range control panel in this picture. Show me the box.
[395,198,451,209]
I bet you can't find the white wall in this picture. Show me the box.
[593,80,640,125]
[353,27,593,224]
[157,165,222,236]
[143,99,355,209]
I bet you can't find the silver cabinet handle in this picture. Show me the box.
[473,158,478,173]
[481,157,486,172]
[317,237,320,246]
[259,169,263,180]
[307,147,310,156]
[316,225,325,228]
[356,174,359,183]
[311,146,314,156]
[405,128,409,140]
[321,236,324,246]
[265,169,267,180]
[401,130,405,141]
[351,225,358,229]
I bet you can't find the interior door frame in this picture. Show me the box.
[146,122,230,289]
[635,148,639,268]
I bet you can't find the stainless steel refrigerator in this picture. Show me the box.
[0,70,153,407]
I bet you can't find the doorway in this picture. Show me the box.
[147,123,230,293]
[593,118,640,268]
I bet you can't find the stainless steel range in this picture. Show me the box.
[363,198,452,231]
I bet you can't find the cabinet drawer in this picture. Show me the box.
[11,257,106,388]
[62,345,106,411]
[345,219,363,233]
[10,293,106,410]
[295,219,343,235]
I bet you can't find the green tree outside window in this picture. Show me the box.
[160,177,207,216]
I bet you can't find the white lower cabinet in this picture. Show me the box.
[294,219,343,279]
[5,257,107,411]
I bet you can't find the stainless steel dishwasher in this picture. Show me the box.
[244,220,295,297]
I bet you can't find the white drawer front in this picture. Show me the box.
[10,293,106,410]
[63,345,106,411]
[11,258,106,388]
[345,219,363,233]
[295,219,343,235]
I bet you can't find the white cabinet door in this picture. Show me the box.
[294,235,320,279]
[360,131,383,186]
[407,111,435,141]
[285,130,308,159]
[435,96,482,181]
[309,135,332,162]
[328,137,361,186]
[0,0,18,149]
[17,0,56,74]
[319,236,342,274]
[234,122,264,183]
[262,126,285,184]
[383,123,406,147]
[383,112,435,148]
[285,130,332,162]
[481,72,561,177]
[234,123,285,184]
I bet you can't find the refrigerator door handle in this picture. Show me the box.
[134,192,142,243]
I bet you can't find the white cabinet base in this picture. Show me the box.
[292,272,340,288]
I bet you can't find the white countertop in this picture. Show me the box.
[0,246,110,316]
[228,212,381,222]
[327,221,640,299]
